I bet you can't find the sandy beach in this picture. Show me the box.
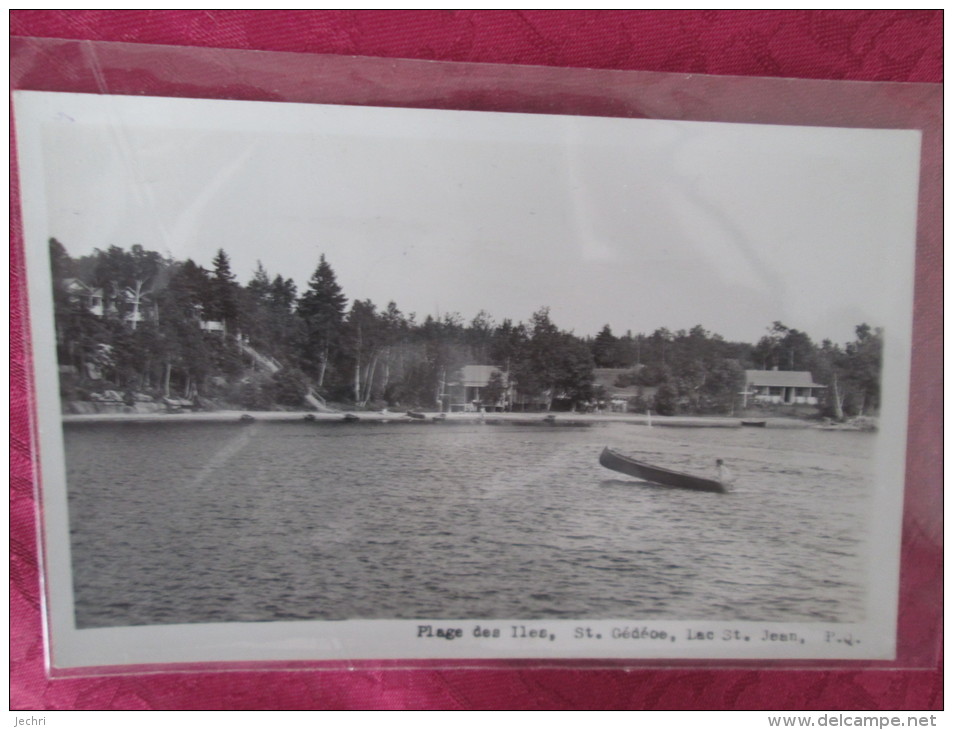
[60,408,813,428]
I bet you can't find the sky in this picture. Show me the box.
[19,91,922,346]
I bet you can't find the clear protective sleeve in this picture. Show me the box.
[10,37,941,677]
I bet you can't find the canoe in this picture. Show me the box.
[741,419,767,427]
[599,447,727,493]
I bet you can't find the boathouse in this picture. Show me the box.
[742,369,826,407]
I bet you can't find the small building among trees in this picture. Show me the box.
[63,278,105,317]
[742,369,826,407]
[592,368,652,412]
[444,365,510,411]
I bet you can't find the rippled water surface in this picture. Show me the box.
[64,421,873,628]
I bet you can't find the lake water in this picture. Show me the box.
[63,420,873,628]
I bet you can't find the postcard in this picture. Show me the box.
[13,90,922,670]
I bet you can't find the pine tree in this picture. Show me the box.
[297,255,348,387]
[206,248,239,330]
[246,261,271,304]
[592,324,619,367]
[270,275,298,312]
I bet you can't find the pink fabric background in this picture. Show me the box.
[10,10,942,711]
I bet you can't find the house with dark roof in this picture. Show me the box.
[742,369,826,407]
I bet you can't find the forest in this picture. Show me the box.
[49,240,883,419]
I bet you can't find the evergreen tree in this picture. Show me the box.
[48,239,110,376]
[482,370,507,409]
[752,321,815,372]
[297,255,348,387]
[155,260,212,397]
[592,324,619,367]
[206,248,239,329]
[466,310,495,363]
[49,237,75,280]
[246,261,271,304]
[841,324,883,416]
[489,319,528,374]
[270,275,298,312]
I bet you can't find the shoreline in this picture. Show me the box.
[60,410,817,428]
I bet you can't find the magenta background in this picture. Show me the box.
[9,10,942,710]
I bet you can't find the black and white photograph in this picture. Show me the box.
[15,90,920,668]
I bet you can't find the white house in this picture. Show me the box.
[63,278,104,317]
[742,369,826,406]
[444,365,510,411]
[200,319,226,334]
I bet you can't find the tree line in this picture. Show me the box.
[49,239,882,418]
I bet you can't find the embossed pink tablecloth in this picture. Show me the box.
[10,10,942,711]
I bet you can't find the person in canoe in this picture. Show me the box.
[716,459,734,489]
